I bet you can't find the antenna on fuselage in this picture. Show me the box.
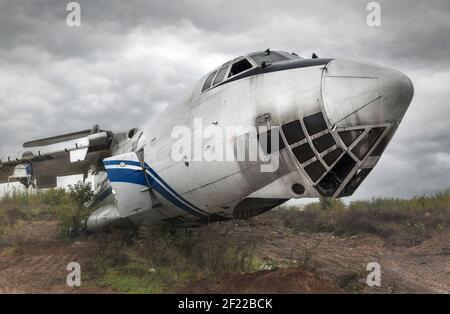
[312,52,318,59]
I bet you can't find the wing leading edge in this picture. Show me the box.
[0,127,114,189]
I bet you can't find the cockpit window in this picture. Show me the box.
[229,58,253,77]
[249,51,289,66]
[201,50,306,93]
[202,70,217,92]
[213,64,229,86]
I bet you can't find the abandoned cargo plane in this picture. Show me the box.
[0,49,414,230]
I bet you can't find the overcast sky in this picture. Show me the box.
[0,0,449,199]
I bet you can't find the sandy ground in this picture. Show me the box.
[0,219,448,293]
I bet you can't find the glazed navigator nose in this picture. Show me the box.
[322,59,414,127]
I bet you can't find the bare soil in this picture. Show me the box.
[0,220,112,293]
[0,219,448,293]
[231,223,450,293]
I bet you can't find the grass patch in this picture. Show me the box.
[99,266,168,293]
[84,224,261,293]
[2,244,23,257]
[259,190,450,245]
[0,183,94,238]
[336,267,367,293]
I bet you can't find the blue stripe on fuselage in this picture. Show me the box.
[143,166,208,215]
[105,168,148,186]
[103,160,207,217]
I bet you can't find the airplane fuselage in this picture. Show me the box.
[86,51,414,230]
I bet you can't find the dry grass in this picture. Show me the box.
[0,183,93,237]
[260,190,450,245]
[85,224,260,292]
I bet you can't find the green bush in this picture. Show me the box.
[50,182,94,237]
[0,183,94,237]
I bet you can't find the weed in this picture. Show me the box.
[259,190,449,245]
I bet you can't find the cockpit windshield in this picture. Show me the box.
[201,50,303,93]
[249,50,300,66]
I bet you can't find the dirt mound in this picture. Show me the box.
[173,269,343,293]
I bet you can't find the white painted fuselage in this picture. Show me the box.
[86,52,414,230]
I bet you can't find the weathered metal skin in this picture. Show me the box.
[0,51,414,230]
[88,52,412,229]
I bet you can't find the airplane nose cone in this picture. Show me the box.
[322,59,414,127]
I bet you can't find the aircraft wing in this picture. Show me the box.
[0,128,114,188]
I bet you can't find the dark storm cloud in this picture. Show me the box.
[0,0,449,197]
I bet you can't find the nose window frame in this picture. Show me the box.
[303,112,328,135]
[282,120,305,145]
[351,127,386,160]
[338,129,364,147]
[202,70,218,92]
[312,133,336,153]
